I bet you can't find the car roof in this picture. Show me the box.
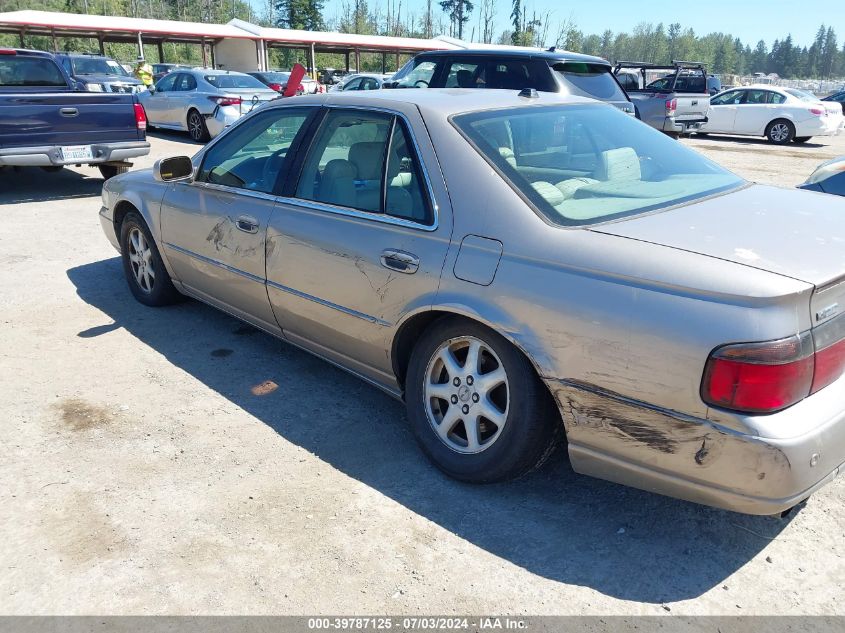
[414,47,610,66]
[280,88,601,118]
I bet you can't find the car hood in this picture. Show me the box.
[591,184,845,287]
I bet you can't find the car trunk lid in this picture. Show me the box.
[591,184,845,288]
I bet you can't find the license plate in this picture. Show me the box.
[60,145,93,162]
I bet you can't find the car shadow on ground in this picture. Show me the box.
[0,166,104,204]
[688,134,829,149]
[147,129,204,146]
[68,258,793,604]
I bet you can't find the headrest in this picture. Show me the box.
[599,147,641,181]
[349,142,385,180]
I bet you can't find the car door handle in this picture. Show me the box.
[380,249,419,274]
[59,107,78,117]
[235,215,259,234]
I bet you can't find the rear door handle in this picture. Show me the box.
[235,215,259,234]
[59,107,78,117]
[380,249,419,274]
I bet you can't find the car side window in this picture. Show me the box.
[155,73,177,92]
[744,90,767,105]
[197,107,312,194]
[395,60,437,88]
[444,62,482,88]
[711,90,743,105]
[175,74,197,91]
[294,109,433,225]
[342,77,362,91]
[768,92,786,104]
[360,78,379,90]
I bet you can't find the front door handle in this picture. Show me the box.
[380,249,419,274]
[59,107,78,117]
[235,215,259,234]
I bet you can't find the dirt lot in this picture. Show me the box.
[2,129,845,616]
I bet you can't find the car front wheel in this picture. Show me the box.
[766,119,795,144]
[405,318,561,483]
[119,211,181,307]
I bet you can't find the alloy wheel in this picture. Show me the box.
[188,112,203,141]
[127,227,155,293]
[770,123,790,142]
[424,336,510,454]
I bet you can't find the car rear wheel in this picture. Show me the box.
[40,166,64,172]
[766,119,795,144]
[405,318,562,483]
[99,164,128,180]
[187,109,210,142]
[793,136,812,144]
[119,211,181,307]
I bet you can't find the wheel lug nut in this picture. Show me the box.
[472,393,479,403]
[453,377,461,386]
[450,395,458,404]
[466,376,474,386]
[462,404,470,414]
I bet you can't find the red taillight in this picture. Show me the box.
[809,108,824,116]
[210,96,242,106]
[0,49,17,55]
[268,83,283,92]
[703,317,845,414]
[665,98,677,114]
[133,103,147,131]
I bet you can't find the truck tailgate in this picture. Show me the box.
[0,92,141,149]
[672,93,709,121]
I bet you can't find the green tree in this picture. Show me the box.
[439,0,473,40]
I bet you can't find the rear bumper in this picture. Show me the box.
[798,116,844,137]
[547,378,845,515]
[0,141,149,167]
[664,117,708,133]
[205,106,241,139]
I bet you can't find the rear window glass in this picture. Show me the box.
[453,104,742,227]
[205,74,267,90]
[785,89,818,101]
[551,62,626,101]
[0,56,67,87]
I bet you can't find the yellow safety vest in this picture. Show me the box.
[136,63,153,86]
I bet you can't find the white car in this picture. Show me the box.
[701,85,844,144]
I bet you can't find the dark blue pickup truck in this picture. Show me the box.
[0,48,149,179]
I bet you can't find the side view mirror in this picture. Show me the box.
[153,156,193,182]
[148,84,156,94]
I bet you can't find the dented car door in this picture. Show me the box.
[160,106,315,334]
[265,105,452,389]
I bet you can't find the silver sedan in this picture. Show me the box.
[139,68,279,142]
[100,89,845,515]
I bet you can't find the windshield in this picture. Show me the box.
[72,57,128,76]
[551,62,627,101]
[785,88,819,101]
[205,74,268,90]
[453,104,743,226]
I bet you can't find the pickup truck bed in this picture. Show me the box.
[615,61,711,135]
[0,48,149,175]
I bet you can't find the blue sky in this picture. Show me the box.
[274,0,829,48]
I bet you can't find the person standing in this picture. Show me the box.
[134,57,153,88]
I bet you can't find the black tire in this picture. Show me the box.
[41,166,64,172]
[119,211,181,307]
[665,131,680,140]
[405,317,562,483]
[793,136,812,144]
[765,119,795,144]
[99,164,128,180]
[187,109,210,142]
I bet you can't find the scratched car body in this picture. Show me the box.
[99,89,845,515]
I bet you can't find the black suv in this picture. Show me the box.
[385,48,634,114]
[54,53,144,94]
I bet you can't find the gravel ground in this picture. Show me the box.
[1,127,844,616]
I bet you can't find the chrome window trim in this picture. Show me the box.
[188,180,280,203]
[290,103,440,232]
[276,196,438,233]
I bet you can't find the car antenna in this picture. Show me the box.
[518,88,539,99]
[547,46,556,52]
